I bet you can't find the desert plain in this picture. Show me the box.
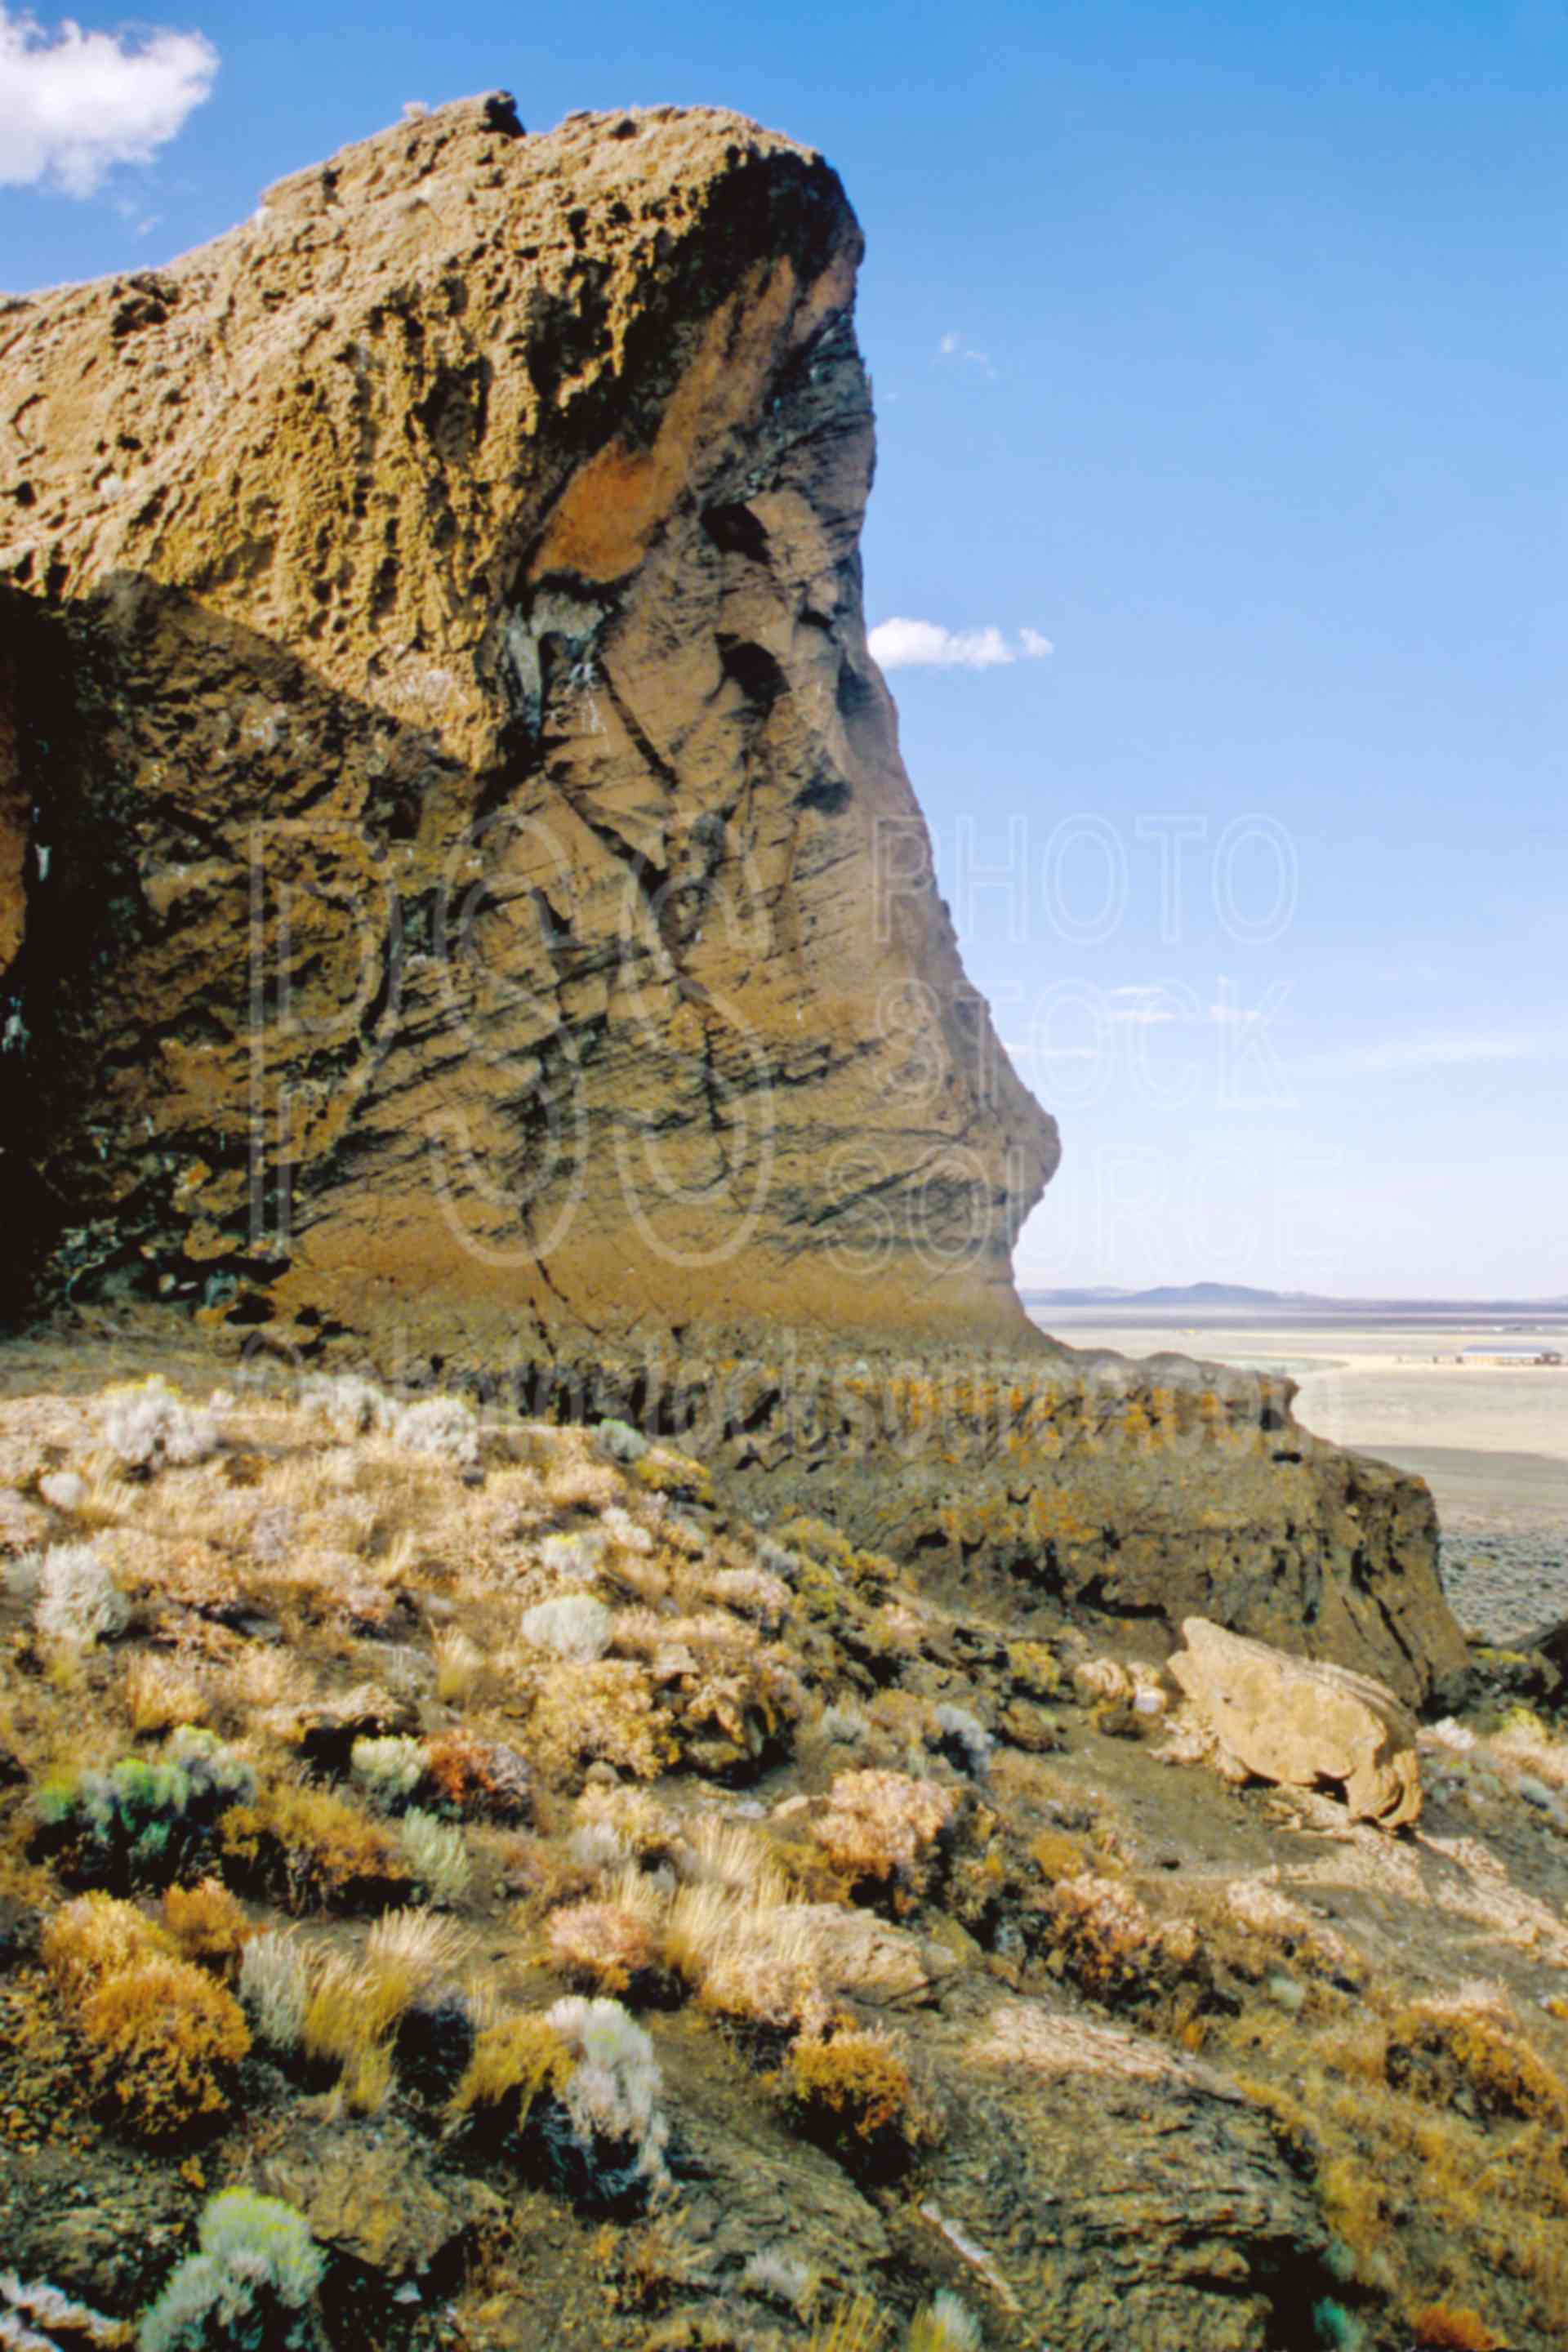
[1035,1307,1568,1645]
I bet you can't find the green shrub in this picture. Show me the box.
[139,2189,323,2350]
[595,1419,648,1465]
[349,1735,426,1812]
[38,1728,256,1889]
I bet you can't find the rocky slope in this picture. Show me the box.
[0,97,1463,1701]
[0,1375,1565,2352]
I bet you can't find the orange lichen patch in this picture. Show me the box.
[532,259,799,584]
[1408,2307,1507,2351]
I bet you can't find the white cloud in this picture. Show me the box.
[938,327,995,377]
[869,617,1054,672]
[1339,1032,1540,1076]
[0,7,217,197]
[1004,1040,1096,1062]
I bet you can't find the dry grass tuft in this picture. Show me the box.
[805,2291,889,2350]
[665,1881,824,2030]
[123,1653,209,1735]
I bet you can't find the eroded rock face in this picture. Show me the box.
[0,94,1054,1352]
[933,1997,1330,2350]
[1169,1615,1423,1826]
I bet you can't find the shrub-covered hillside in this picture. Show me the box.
[2,1374,1567,2351]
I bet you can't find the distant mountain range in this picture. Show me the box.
[1024,1281,1568,1313]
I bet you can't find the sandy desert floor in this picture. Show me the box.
[1038,1311,1568,1645]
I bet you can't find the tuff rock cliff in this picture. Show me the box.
[0,94,1052,1348]
[0,96,1465,1701]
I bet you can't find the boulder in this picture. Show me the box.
[795,1902,962,2004]
[1167,1616,1423,1828]
[237,2114,500,2283]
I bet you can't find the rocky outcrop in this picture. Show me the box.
[0,94,1052,1352]
[1168,1615,1423,1826]
[0,593,26,978]
[0,96,1465,1699]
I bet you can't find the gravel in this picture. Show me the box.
[1439,1530,1568,1647]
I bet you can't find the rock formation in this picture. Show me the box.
[1168,1616,1423,1827]
[0,94,1051,1351]
[0,96,1466,1699]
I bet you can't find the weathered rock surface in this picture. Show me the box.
[236,2114,500,2283]
[925,1995,1330,2350]
[1169,1615,1423,1826]
[0,96,1464,1699]
[0,94,1052,1350]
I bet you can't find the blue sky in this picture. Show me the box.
[4,2,1564,1297]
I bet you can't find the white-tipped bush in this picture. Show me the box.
[600,1503,653,1556]
[101,1378,219,1471]
[520,1592,612,1661]
[538,1530,607,1579]
[137,2188,323,2351]
[299,1374,395,1440]
[390,1396,479,1469]
[568,1824,629,1874]
[38,1469,87,1513]
[741,2249,817,2314]
[34,1543,127,1647]
[350,1734,425,1809]
[819,1699,870,1748]
[399,1808,470,1908]
[546,1993,668,2191]
[934,1703,993,1778]
[909,2290,982,2351]
[238,1931,310,2055]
